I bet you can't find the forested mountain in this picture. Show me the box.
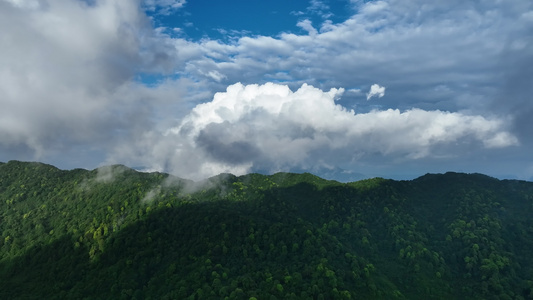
[1,160,533,300]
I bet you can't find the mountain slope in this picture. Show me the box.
[1,161,532,299]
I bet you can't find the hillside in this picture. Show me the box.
[1,160,533,299]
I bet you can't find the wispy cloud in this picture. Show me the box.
[291,0,333,20]
[307,0,333,19]
[143,0,186,15]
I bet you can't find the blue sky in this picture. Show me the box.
[154,0,352,40]
[1,0,533,181]
[156,0,308,39]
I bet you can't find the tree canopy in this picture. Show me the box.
[1,161,532,299]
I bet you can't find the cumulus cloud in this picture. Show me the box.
[115,82,517,180]
[0,0,184,166]
[366,84,386,100]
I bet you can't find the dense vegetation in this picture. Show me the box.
[1,160,533,299]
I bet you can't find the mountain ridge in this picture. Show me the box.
[4,159,517,184]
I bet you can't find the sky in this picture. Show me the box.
[1,0,532,182]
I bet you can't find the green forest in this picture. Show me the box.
[1,160,533,299]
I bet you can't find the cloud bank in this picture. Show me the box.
[113,83,517,180]
[0,0,531,180]
[0,0,192,164]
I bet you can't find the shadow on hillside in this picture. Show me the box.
[0,179,384,299]
[0,235,90,299]
[4,174,531,299]
[0,199,269,299]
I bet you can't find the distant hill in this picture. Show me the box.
[1,160,532,299]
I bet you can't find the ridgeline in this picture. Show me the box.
[1,160,532,299]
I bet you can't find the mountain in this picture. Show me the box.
[269,166,370,183]
[1,160,532,299]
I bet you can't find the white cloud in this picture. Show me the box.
[143,0,186,15]
[307,0,333,19]
[180,0,532,119]
[117,82,517,180]
[207,70,226,82]
[297,19,318,36]
[4,0,42,9]
[366,84,386,100]
[347,88,362,94]
[360,0,389,15]
[0,0,184,165]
